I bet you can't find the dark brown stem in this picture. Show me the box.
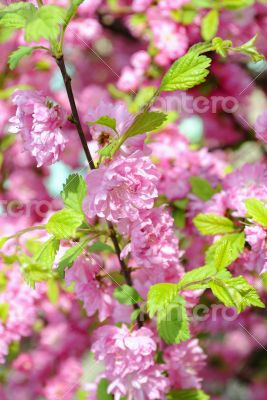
[55,54,143,327]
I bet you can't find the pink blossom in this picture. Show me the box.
[117,66,143,92]
[9,90,67,167]
[132,0,153,12]
[83,151,159,223]
[164,339,206,389]
[65,18,102,44]
[255,110,267,143]
[130,50,151,71]
[126,206,181,269]
[92,325,169,399]
[65,254,113,321]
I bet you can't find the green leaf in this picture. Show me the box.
[96,379,112,400]
[201,10,219,41]
[193,213,235,235]
[129,86,156,113]
[245,198,267,227]
[157,296,190,344]
[25,5,65,42]
[147,283,178,317]
[220,0,255,10]
[87,116,117,133]
[122,111,167,139]
[231,35,264,62]
[64,0,85,27]
[8,46,33,70]
[131,308,141,321]
[88,241,114,254]
[34,237,60,268]
[0,2,36,29]
[212,37,232,57]
[98,139,120,159]
[206,232,245,268]
[47,279,59,304]
[167,388,210,400]
[114,284,142,305]
[189,176,215,201]
[160,52,211,92]
[61,174,87,214]
[0,303,9,323]
[210,276,264,313]
[57,238,89,278]
[46,209,84,239]
[177,265,216,291]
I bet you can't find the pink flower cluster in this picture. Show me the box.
[92,325,169,399]
[10,90,67,167]
[65,254,113,321]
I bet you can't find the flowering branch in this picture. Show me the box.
[55,54,143,327]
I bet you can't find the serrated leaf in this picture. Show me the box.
[123,111,167,139]
[206,232,245,268]
[147,283,178,317]
[34,237,60,268]
[160,52,211,92]
[61,174,87,214]
[64,0,85,27]
[88,241,114,253]
[96,379,112,400]
[87,116,117,133]
[193,213,235,235]
[0,13,26,28]
[0,2,36,29]
[167,388,210,400]
[245,198,267,227]
[190,176,215,201]
[177,265,216,291]
[25,5,65,42]
[210,276,264,313]
[201,10,219,41]
[8,46,33,70]
[46,209,84,239]
[157,296,190,344]
[57,238,89,278]
[114,284,142,305]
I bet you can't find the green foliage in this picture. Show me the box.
[129,86,157,113]
[189,176,215,201]
[147,283,178,317]
[0,303,9,323]
[167,389,210,400]
[212,37,232,57]
[64,0,85,28]
[34,237,60,268]
[88,241,114,253]
[231,35,264,62]
[47,279,59,304]
[201,10,219,41]
[123,111,167,138]
[206,232,245,268]
[25,5,65,42]
[160,52,211,91]
[114,284,142,305]
[210,276,264,313]
[193,213,235,235]
[96,379,113,400]
[57,238,89,278]
[0,237,8,249]
[157,296,190,344]
[8,46,33,70]
[98,139,120,159]
[61,174,87,215]
[220,0,255,10]
[46,209,84,239]
[177,265,217,291]
[87,116,117,133]
[245,198,267,227]
[0,3,65,43]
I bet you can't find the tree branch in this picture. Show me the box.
[55,54,143,327]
